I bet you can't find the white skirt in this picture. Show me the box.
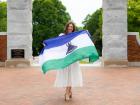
[54,61,83,87]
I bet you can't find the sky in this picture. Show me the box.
[1,0,102,27]
[60,0,102,26]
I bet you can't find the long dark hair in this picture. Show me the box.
[64,21,76,34]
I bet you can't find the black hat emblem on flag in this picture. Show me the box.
[66,42,77,55]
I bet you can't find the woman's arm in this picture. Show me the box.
[59,33,64,36]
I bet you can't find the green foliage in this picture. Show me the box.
[76,26,83,31]
[82,8,102,56]
[0,2,7,32]
[128,0,140,33]
[33,0,71,56]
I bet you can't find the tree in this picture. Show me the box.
[0,1,7,32]
[82,8,102,56]
[33,0,71,56]
[128,0,140,33]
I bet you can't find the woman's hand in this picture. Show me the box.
[42,43,45,46]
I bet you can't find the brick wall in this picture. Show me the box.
[128,34,140,62]
[0,35,7,62]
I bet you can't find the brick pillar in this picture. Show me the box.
[128,32,140,66]
[0,32,7,62]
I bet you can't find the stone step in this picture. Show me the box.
[5,59,30,68]
[0,62,5,67]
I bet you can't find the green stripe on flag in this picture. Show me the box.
[42,46,99,74]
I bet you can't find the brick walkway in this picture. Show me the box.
[0,67,140,105]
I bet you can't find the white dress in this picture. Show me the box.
[54,33,83,87]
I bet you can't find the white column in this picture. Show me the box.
[102,0,128,66]
[6,0,32,67]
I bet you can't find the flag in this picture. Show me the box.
[39,30,99,74]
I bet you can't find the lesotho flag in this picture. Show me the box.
[39,30,99,74]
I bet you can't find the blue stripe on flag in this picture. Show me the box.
[39,30,91,55]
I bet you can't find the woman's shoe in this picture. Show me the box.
[69,92,72,98]
[64,93,70,101]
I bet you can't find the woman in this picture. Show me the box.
[54,21,83,101]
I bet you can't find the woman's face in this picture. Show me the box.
[67,24,74,33]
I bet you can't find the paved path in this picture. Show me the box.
[0,67,140,105]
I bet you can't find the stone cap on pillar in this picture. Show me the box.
[0,32,7,35]
[128,32,140,46]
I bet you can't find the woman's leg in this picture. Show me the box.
[65,86,72,101]
[69,86,72,98]
[65,86,70,101]
[65,86,71,94]
[65,86,72,96]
